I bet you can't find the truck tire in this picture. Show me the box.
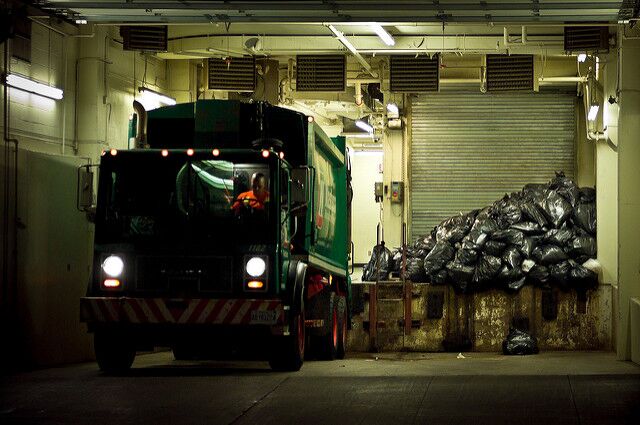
[94,331,135,374]
[269,310,305,371]
[314,291,338,361]
[336,295,347,360]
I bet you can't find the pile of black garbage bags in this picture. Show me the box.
[364,172,598,293]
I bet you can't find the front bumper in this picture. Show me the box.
[80,297,285,327]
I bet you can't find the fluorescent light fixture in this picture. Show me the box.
[370,23,395,46]
[4,73,63,100]
[138,87,176,106]
[355,120,374,133]
[588,105,599,121]
[75,19,87,25]
[386,103,399,118]
[577,54,587,63]
[343,133,376,139]
[328,24,359,56]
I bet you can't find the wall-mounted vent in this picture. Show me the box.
[485,55,534,92]
[564,26,609,53]
[390,55,439,92]
[296,55,345,92]
[121,26,168,51]
[208,57,256,92]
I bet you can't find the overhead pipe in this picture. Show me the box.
[327,25,378,78]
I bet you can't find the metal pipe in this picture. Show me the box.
[28,17,95,38]
[327,25,378,78]
[132,100,147,148]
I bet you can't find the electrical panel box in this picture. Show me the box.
[390,181,404,203]
[374,182,383,202]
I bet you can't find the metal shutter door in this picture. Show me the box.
[410,92,575,240]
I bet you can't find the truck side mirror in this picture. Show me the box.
[291,167,309,209]
[77,164,97,219]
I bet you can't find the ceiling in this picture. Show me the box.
[36,1,634,25]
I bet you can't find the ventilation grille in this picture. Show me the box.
[296,55,345,91]
[208,57,256,92]
[485,55,534,92]
[121,26,167,51]
[390,55,439,93]
[564,26,609,53]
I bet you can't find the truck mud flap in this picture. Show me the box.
[80,297,285,326]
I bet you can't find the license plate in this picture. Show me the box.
[251,310,277,324]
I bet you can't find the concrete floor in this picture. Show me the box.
[1,351,639,425]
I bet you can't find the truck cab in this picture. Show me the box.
[80,100,352,372]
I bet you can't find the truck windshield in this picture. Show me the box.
[96,155,274,245]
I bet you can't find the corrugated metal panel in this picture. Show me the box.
[410,92,575,239]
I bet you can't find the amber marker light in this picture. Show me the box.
[110,149,118,156]
[247,280,264,289]
[261,149,270,158]
[212,148,220,157]
[307,116,314,123]
[161,149,169,157]
[101,150,106,156]
[279,152,285,159]
[187,148,194,156]
[103,279,121,288]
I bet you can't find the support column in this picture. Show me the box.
[616,29,640,363]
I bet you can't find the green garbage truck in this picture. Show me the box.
[79,100,353,372]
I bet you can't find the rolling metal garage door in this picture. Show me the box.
[410,92,575,240]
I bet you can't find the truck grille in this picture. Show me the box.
[135,256,233,294]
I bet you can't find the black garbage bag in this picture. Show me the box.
[550,261,572,288]
[541,190,573,228]
[573,201,596,235]
[390,249,403,273]
[568,235,597,258]
[473,254,502,284]
[414,235,436,252]
[405,257,427,282]
[543,228,574,246]
[436,213,475,243]
[550,171,580,207]
[503,247,523,269]
[507,277,527,292]
[446,261,475,293]
[500,199,523,225]
[430,269,448,285]
[522,203,549,228]
[471,217,499,236]
[491,229,525,246]
[456,248,479,266]
[532,245,568,265]
[579,187,596,203]
[362,243,392,281]
[511,221,542,235]
[570,264,598,290]
[464,229,489,248]
[484,240,507,257]
[498,264,524,282]
[528,264,550,285]
[502,328,539,355]
[518,237,538,258]
[424,241,456,275]
[523,183,547,193]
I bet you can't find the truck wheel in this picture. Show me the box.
[336,295,347,360]
[94,331,135,374]
[269,311,305,371]
[316,293,338,360]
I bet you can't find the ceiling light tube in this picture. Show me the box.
[355,120,374,133]
[370,23,395,46]
[386,103,399,117]
[138,87,176,106]
[327,24,374,75]
[588,105,599,121]
[4,73,63,100]
[577,53,587,63]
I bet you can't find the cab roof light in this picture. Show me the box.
[247,280,264,289]
[212,148,220,157]
[279,151,285,159]
[187,148,194,156]
[261,149,270,158]
[103,279,121,288]
[110,149,118,156]
[161,149,169,157]
[307,116,314,123]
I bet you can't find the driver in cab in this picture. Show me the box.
[231,172,270,213]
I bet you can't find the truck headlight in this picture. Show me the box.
[102,255,124,277]
[245,257,266,277]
